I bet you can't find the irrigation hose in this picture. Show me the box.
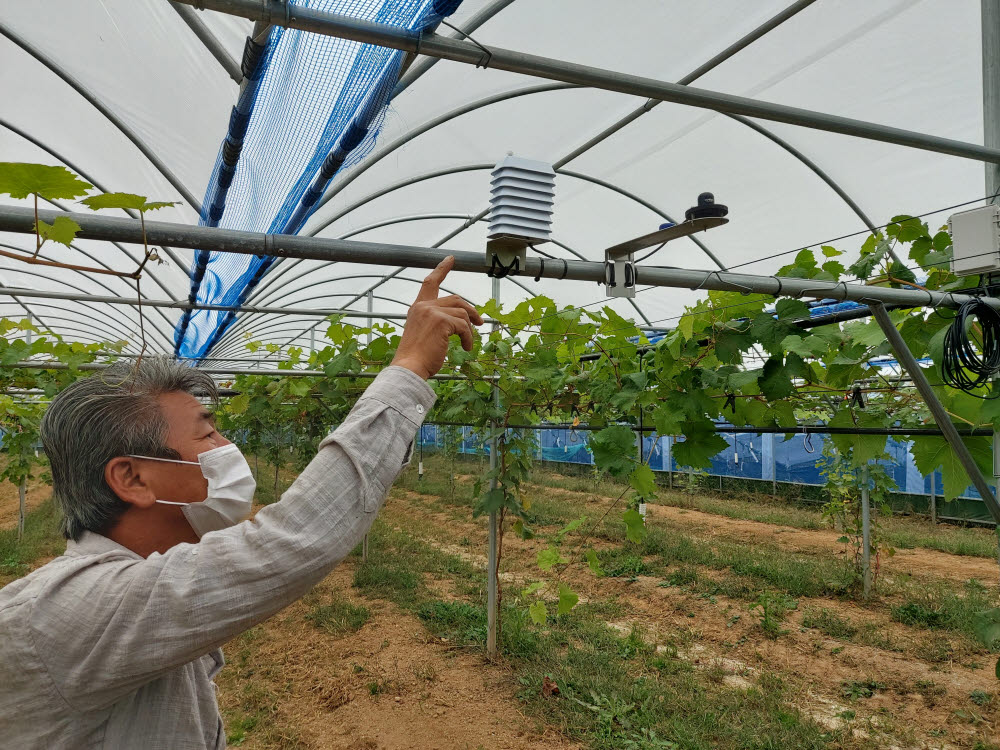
[941,298,1000,395]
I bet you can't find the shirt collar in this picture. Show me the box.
[65,530,143,560]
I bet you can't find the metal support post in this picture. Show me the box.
[984,0,1000,201]
[861,465,872,600]
[930,472,937,524]
[871,303,1000,523]
[487,276,500,657]
[361,291,374,561]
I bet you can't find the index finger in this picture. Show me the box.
[415,255,455,303]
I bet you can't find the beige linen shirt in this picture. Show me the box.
[0,366,435,749]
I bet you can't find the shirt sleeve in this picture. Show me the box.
[30,366,436,712]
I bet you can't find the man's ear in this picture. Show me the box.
[105,457,158,509]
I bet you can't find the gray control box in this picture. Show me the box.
[948,205,1000,275]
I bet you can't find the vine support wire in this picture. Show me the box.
[487,275,500,657]
[870,302,1000,524]
[861,464,872,600]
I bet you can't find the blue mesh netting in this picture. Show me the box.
[175,0,462,358]
[416,426,997,525]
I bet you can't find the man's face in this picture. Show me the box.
[139,391,231,504]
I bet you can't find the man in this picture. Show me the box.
[0,257,483,749]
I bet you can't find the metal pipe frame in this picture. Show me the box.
[1,360,487,381]
[169,0,244,84]
[2,206,993,313]
[0,241,178,348]
[279,1,831,353]
[0,117,190,275]
[178,0,1000,165]
[283,2,851,353]
[0,23,202,212]
[0,285,410,321]
[427,420,994,438]
[391,0,517,96]
[218,216,638,351]
[870,302,1000,523]
[308,163,722,267]
[212,276,469,353]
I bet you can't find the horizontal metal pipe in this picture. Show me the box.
[426,420,992,437]
[178,0,1000,164]
[0,360,489,381]
[1,206,990,312]
[0,285,409,321]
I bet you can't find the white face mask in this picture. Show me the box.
[128,443,256,538]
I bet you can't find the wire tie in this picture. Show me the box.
[441,20,493,68]
[534,257,545,283]
[559,258,569,280]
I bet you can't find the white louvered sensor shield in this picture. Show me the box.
[488,155,555,244]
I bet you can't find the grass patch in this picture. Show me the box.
[304,595,370,636]
[359,517,848,750]
[0,498,64,583]
[890,579,998,642]
[801,607,858,640]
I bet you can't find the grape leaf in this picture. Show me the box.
[35,216,81,248]
[590,425,635,477]
[673,420,729,469]
[537,547,568,571]
[557,584,579,616]
[528,600,547,625]
[758,358,794,400]
[81,192,177,213]
[775,298,810,320]
[622,508,645,543]
[910,436,993,501]
[0,163,92,200]
[972,607,1000,650]
[228,393,249,415]
[584,548,604,577]
[629,463,656,498]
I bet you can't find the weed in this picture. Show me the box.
[665,566,698,587]
[970,689,992,707]
[801,608,858,640]
[304,596,370,636]
[751,592,797,640]
[841,679,885,700]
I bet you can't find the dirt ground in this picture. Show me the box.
[0,474,50,530]
[217,566,581,750]
[377,482,1000,749]
[4,470,999,748]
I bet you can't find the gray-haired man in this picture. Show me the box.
[0,257,482,749]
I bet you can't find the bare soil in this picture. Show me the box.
[0,474,50,530]
[216,566,581,750]
[377,484,1000,749]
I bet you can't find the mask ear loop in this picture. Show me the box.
[128,454,200,466]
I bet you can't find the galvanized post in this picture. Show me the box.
[871,303,1000,523]
[929,472,937,524]
[487,275,500,657]
[361,291,374,562]
[772,435,778,497]
[861,465,872,600]
[984,0,1000,202]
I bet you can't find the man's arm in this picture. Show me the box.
[31,257,482,712]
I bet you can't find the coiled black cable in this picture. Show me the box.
[941,298,1000,395]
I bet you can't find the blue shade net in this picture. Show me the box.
[175,0,462,358]
[416,425,997,525]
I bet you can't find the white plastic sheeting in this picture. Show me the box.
[0,0,990,361]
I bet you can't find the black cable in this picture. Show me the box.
[941,298,1000,396]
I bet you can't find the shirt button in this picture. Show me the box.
[416,404,425,414]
